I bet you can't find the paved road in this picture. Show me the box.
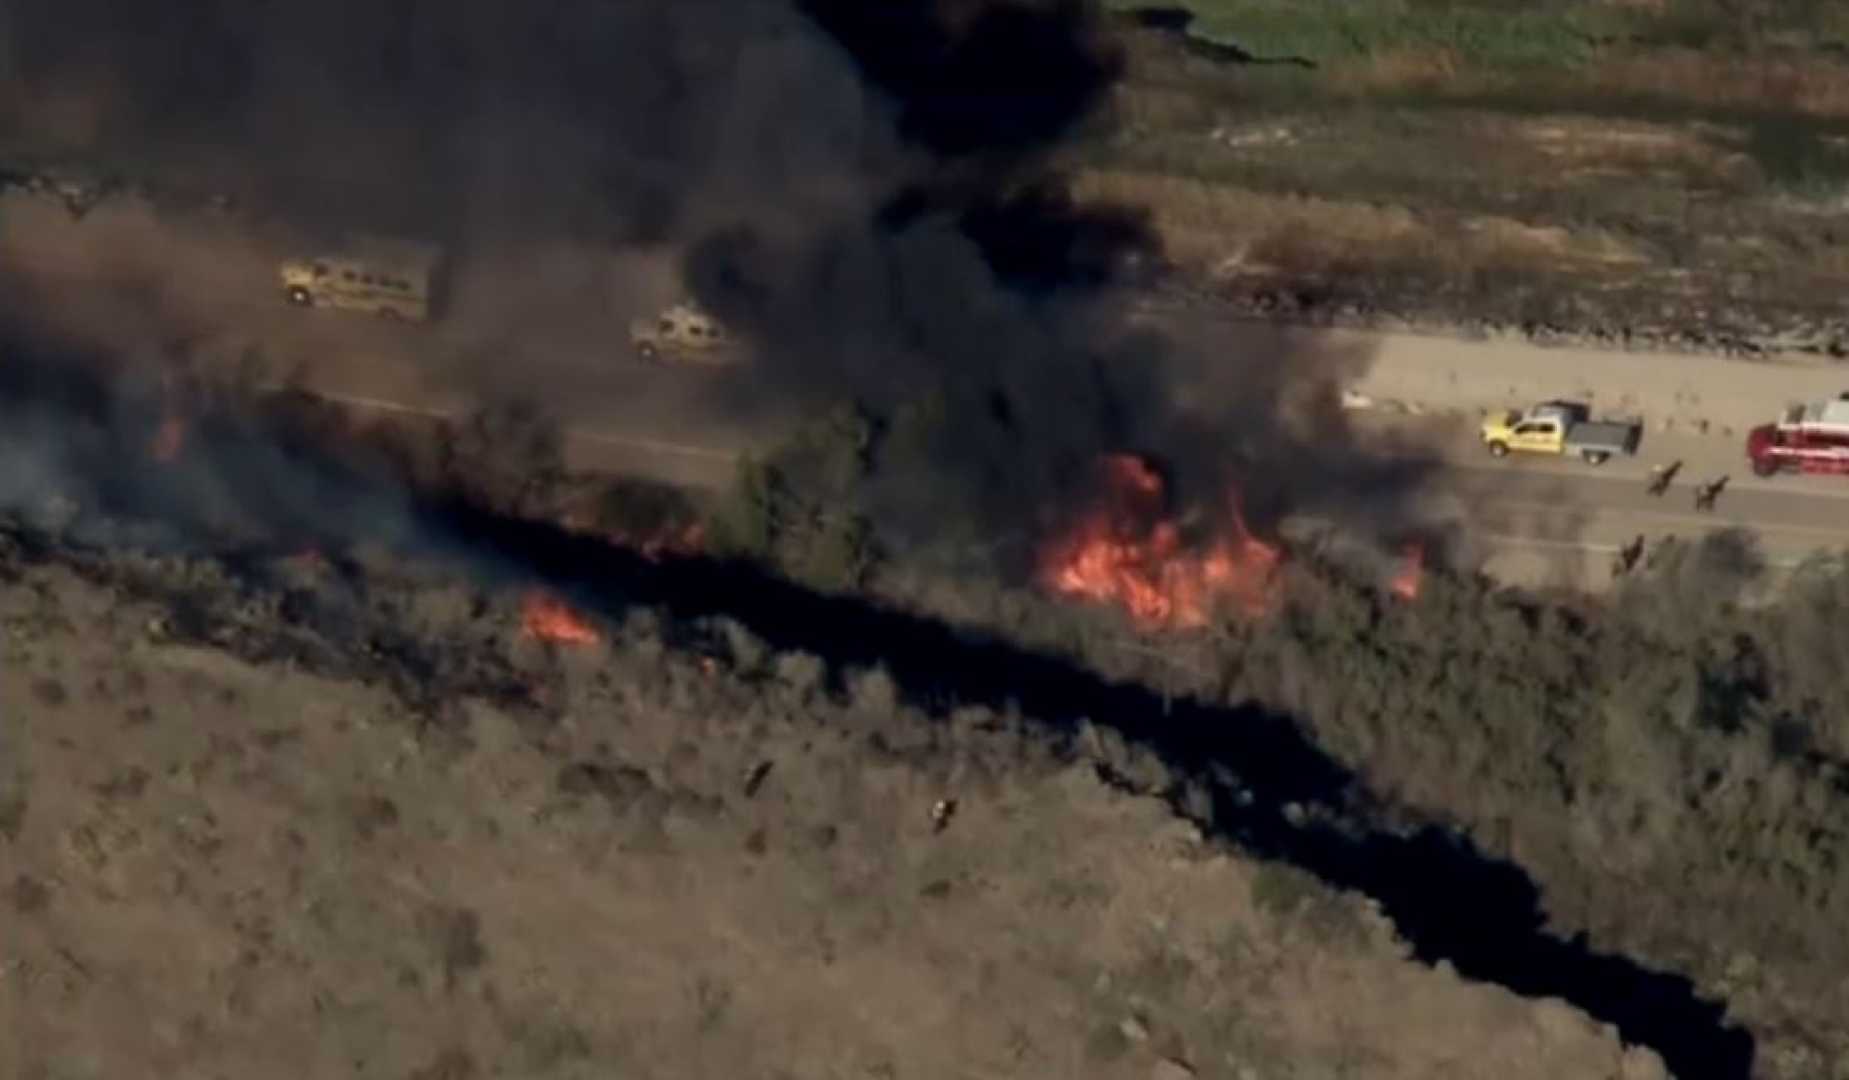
[1402,423,1849,588]
[6,191,1849,590]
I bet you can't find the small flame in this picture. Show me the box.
[1390,542,1424,601]
[631,520,706,562]
[150,413,187,463]
[1038,454,1282,630]
[521,590,601,646]
[559,514,706,563]
[1101,452,1165,499]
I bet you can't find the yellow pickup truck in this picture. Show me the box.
[1480,401,1643,466]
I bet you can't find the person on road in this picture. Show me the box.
[930,798,957,834]
[1694,475,1729,512]
[1646,460,1682,497]
[1612,534,1647,579]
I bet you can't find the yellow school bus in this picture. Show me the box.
[278,238,442,322]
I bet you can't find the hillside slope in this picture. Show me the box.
[0,547,1664,1080]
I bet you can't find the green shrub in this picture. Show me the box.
[705,406,884,592]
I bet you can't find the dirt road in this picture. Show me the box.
[5,191,1849,587]
[1144,305,1849,436]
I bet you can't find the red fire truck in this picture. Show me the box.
[1746,396,1849,477]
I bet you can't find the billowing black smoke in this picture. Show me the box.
[0,0,855,241]
[0,0,1433,570]
[670,1,1431,554]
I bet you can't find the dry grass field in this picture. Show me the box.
[1084,1,1849,348]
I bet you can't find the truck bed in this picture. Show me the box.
[1564,420,1641,455]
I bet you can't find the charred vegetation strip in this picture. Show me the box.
[416,502,1756,1080]
[0,448,1752,1078]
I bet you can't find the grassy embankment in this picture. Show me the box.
[1082,0,1849,345]
[694,400,1849,1077]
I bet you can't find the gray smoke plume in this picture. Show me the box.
[0,0,1436,566]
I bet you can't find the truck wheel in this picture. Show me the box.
[1581,450,1610,465]
[286,285,312,306]
[1487,441,1509,458]
[1752,458,1779,478]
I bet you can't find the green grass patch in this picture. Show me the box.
[1229,3,1606,67]
[1109,0,1624,67]
[1107,0,1849,66]
[1093,0,1849,338]
[1080,103,1734,240]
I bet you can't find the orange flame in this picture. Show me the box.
[1390,542,1424,601]
[150,413,187,463]
[1038,454,1282,630]
[520,590,601,647]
